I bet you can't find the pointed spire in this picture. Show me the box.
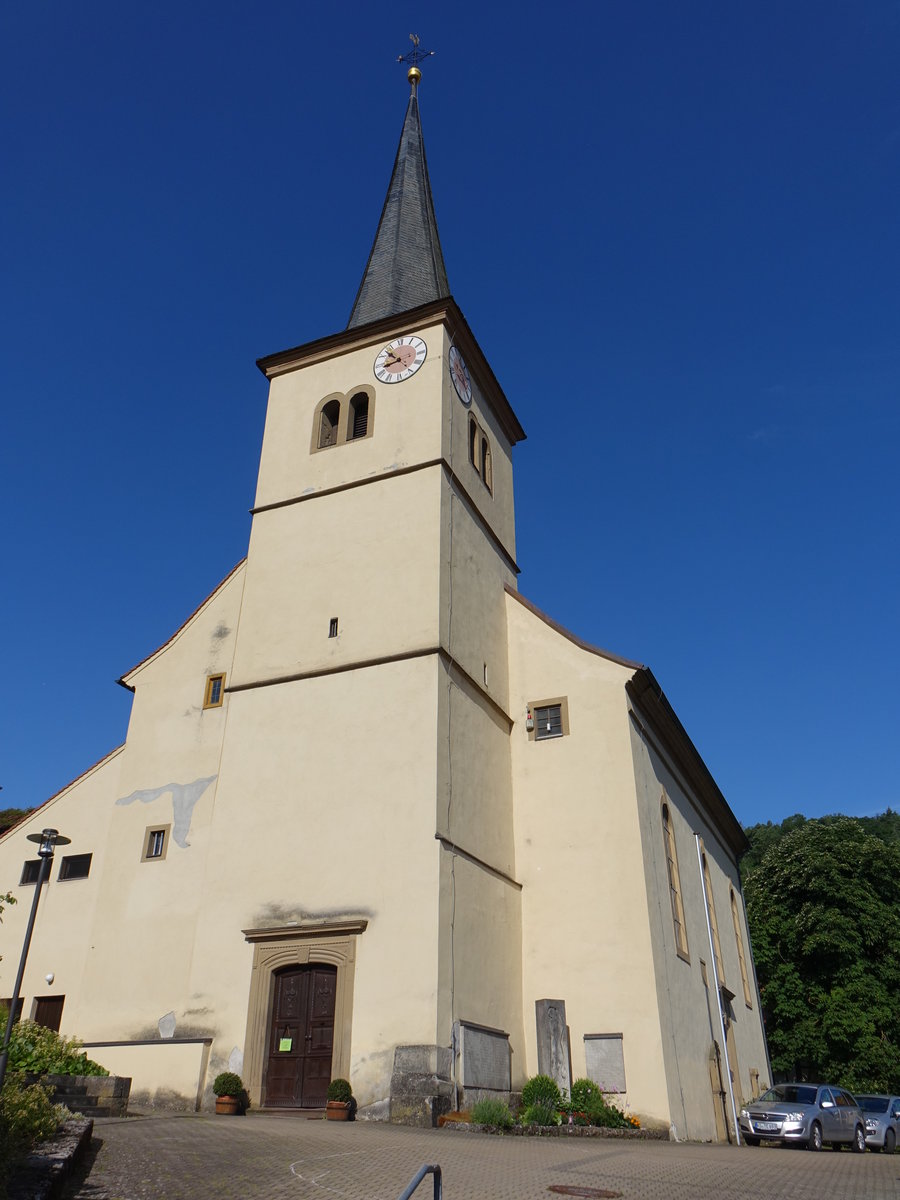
[347,54,449,329]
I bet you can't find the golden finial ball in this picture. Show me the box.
[407,67,422,85]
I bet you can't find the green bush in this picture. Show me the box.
[520,1099,561,1126]
[326,1077,353,1102]
[0,1072,68,1190]
[470,1098,514,1128]
[568,1078,603,1113]
[0,1015,108,1077]
[212,1071,244,1098]
[521,1074,561,1109]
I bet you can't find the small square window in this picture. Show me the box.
[527,697,570,741]
[535,704,563,739]
[20,859,41,885]
[141,826,170,862]
[204,674,226,708]
[59,853,92,881]
[328,617,339,638]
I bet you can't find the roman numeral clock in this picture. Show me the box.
[373,335,427,383]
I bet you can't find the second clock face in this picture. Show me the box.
[449,345,472,405]
[374,336,427,384]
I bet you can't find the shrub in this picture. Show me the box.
[520,1100,561,1126]
[326,1078,353,1103]
[0,1015,108,1077]
[0,1072,68,1190]
[212,1071,244,1098]
[569,1078,603,1113]
[521,1074,561,1109]
[470,1098,514,1128]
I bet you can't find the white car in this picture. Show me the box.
[740,1083,866,1151]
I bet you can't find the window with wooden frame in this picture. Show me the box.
[20,859,42,886]
[661,801,689,960]
[348,392,369,440]
[318,398,341,448]
[58,853,92,881]
[311,388,375,453]
[141,825,170,862]
[33,996,64,1032]
[701,848,725,986]
[204,673,226,708]
[528,696,570,741]
[730,887,753,1007]
[466,413,493,494]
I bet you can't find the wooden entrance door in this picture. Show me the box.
[265,965,336,1107]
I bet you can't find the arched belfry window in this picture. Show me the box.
[467,414,493,495]
[311,387,375,454]
[480,436,492,494]
[349,392,369,440]
[319,399,340,448]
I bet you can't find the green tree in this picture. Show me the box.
[745,817,900,1091]
[0,891,14,960]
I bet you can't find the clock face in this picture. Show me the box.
[374,336,427,384]
[449,345,472,406]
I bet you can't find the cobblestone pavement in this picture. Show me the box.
[64,1114,900,1200]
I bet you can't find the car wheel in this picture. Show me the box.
[744,1136,759,1147]
[852,1125,866,1154]
[885,1129,896,1154]
[808,1121,823,1152]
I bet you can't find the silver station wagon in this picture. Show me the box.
[854,1094,900,1153]
[739,1083,866,1151]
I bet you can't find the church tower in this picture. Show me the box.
[208,57,528,1115]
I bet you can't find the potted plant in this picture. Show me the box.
[325,1077,354,1121]
[213,1071,246,1115]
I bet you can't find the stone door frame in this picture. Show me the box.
[242,921,366,1109]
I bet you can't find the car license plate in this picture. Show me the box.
[755,1121,779,1132]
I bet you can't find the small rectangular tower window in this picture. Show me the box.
[204,674,226,708]
[142,826,170,862]
[328,617,339,638]
[58,853,92,881]
[20,860,42,885]
[527,697,570,741]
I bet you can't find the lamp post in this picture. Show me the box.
[0,828,70,1093]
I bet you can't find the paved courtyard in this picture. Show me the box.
[64,1113,900,1200]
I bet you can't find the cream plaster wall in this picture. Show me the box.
[505,595,669,1125]
[233,469,443,686]
[629,716,769,1140]
[190,657,445,1107]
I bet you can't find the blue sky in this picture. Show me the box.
[1,2,897,830]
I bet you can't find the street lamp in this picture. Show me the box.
[0,828,70,1093]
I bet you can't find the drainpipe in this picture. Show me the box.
[695,834,741,1145]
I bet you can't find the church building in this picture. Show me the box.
[0,60,769,1140]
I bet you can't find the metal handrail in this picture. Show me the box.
[397,1164,442,1200]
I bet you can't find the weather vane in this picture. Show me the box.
[398,33,434,87]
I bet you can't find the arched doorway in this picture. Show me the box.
[265,964,337,1107]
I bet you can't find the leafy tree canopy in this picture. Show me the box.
[744,814,900,1091]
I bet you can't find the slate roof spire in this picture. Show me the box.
[347,52,450,329]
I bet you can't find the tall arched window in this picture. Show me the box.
[480,436,492,493]
[661,801,689,959]
[730,888,753,1006]
[702,850,725,986]
[468,414,478,467]
[319,399,341,448]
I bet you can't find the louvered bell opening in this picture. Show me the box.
[535,704,563,739]
[350,393,369,440]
